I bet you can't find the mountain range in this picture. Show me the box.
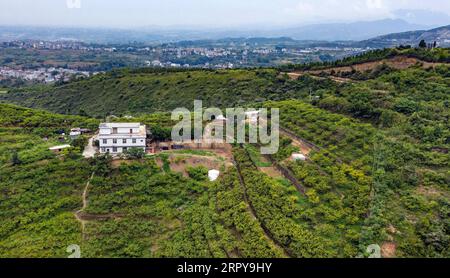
[1,17,448,44]
[359,25,450,48]
[269,19,427,41]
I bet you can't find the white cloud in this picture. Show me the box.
[285,0,392,22]
[366,0,384,10]
[0,0,448,27]
[284,0,450,23]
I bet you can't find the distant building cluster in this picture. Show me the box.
[2,40,96,51]
[0,66,95,83]
[146,60,234,69]
[0,39,375,72]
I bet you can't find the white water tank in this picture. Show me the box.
[208,170,220,181]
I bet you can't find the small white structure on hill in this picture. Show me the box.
[70,128,82,139]
[208,170,220,181]
[292,153,307,161]
[49,144,71,153]
[98,123,147,154]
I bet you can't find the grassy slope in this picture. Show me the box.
[0,69,281,117]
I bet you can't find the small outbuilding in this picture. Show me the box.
[49,144,71,153]
[208,170,220,181]
[292,153,307,161]
[70,128,82,139]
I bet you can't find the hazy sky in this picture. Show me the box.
[0,0,449,28]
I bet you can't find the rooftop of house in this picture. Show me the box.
[98,122,147,137]
[99,122,142,129]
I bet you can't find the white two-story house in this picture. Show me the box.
[98,123,147,154]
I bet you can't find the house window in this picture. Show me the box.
[123,139,127,144]
[132,139,137,144]
[123,147,127,152]
[113,139,117,144]
[112,147,117,152]
[102,139,107,144]
[101,148,105,152]
[130,129,133,134]
[113,128,118,134]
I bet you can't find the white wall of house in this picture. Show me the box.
[100,146,146,154]
[100,138,145,146]
[98,123,147,154]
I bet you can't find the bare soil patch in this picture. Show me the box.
[417,185,441,197]
[286,56,446,81]
[258,166,283,179]
[286,72,353,83]
[169,155,226,177]
[381,242,397,258]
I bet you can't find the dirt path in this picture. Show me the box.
[258,166,283,179]
[264,154,306,195]
[74,172,125,240]
[258,116,316,156]
[279,128,316,156]
[312,56,445,74]
[286,72,352,83]
[82,135,97,159]
[75,172,95,240]
[285,56,447,82]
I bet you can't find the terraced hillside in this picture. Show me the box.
[0,48,448,258]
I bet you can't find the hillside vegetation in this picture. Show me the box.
[1,48,448,119]
[282,47,450,71]
[0,48,448,258]
[0,69,296,117]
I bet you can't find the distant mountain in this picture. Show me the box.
[0,19,431,43]
[273,19,427,41]
[360,25,450,48]
[0,26,169,44]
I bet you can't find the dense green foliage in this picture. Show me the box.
[0,105,97,257]
[233,147,336,257]
[263,98,449,257]
[0,103,99,136]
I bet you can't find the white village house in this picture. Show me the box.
[98,123,147,154]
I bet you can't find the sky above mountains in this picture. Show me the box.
[0,0,449,28]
